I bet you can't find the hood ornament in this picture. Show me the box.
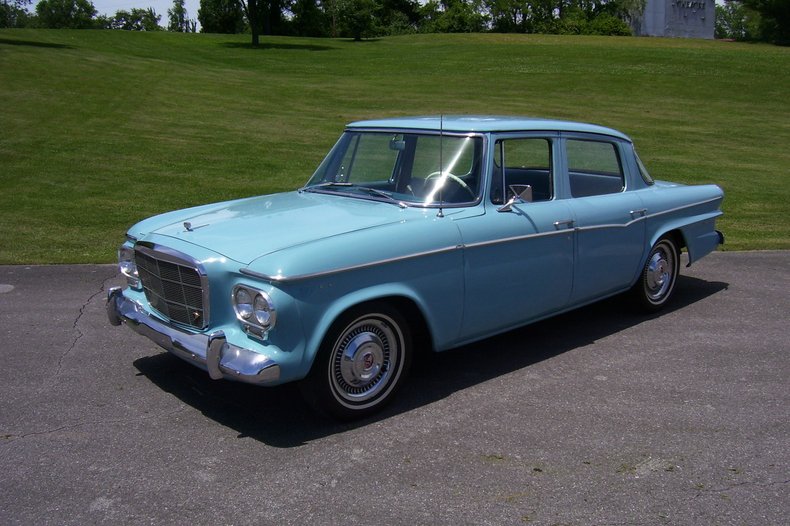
[183,222,208,232]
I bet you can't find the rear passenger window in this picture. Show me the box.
[491,138,552,204]
[566,140,624,197]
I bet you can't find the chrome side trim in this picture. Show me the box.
[240,244,462,283]
[463,228,572,250]
[237,197,723,284]
[645,196,723,220]
[575,215,647,232]
[107,287,280,386]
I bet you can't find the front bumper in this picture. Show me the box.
[107,287,280,385]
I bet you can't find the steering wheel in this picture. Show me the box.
[425,171,476,201]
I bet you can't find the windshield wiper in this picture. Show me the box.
[301,182,406,207]
[299,181,354,192]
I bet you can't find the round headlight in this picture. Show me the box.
[235,288,253,320]
[118,245,140,288]
[254,294,273,327]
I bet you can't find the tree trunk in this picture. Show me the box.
[249,0,260,46]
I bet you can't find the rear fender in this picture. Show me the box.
[649,209,723,266]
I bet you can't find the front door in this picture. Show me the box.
[455,136,575,342]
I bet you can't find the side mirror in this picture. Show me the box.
[497,184,533,212]
[389,138,406,151]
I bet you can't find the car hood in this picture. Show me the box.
[130,192,409,265]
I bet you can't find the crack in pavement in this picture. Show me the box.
[0,269,121,442]
[53,269,119,380]
[0,405,188,450]
[701,479,790,493]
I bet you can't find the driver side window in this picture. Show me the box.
[491,138,553,204]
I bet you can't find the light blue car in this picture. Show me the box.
[107,116,724,418]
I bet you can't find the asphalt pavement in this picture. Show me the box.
[0,251,788,525]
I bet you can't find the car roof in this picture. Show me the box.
[347,115,631,141]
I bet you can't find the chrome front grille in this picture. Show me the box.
[135,246,208,329]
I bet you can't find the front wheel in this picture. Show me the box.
[300,303,412,420]
[631,236,680,312]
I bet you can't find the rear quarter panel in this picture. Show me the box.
[638,182,724,264]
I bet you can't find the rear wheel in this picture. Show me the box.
[632,236,680,312]
[300,303,412,420]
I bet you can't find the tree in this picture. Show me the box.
[168,0,195,31]
[741,0,790,44]
[715,0,760,40]
[1,0,32,28]
[374,0,421,35]
[336,0,375,39]
[35,0,96,28]
[198,0,244,33]
[108,7,161,30]
[246,0,289,38]
[291,0,328,36]
[420,0,486,33]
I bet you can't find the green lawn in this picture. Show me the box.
[1,29,788,263]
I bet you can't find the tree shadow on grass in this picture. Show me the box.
[133,273,728,448]
[221,41,334,52]
[338,38,382,43]
[0,37,71,49]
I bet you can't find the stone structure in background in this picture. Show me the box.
[632,0,715,39]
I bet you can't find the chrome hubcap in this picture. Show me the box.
[645,244,674,301]
[340,332,384,388]
[331,317,400,403]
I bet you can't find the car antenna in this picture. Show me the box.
[437,114,444,218]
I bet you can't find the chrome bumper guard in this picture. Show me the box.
[107,287,280,385]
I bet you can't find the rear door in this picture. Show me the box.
[561,136,646,304]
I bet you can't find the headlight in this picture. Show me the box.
[234,288,253,320]
[118,245,140,289]
[233,285,276,339]
[254,294,275,328]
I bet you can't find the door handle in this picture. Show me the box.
[554,219,575,229]
[630,208,647,217]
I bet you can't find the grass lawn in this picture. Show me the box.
[1,29,788,263]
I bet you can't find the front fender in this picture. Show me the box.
[299,282,440,375]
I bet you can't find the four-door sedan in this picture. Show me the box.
[107,116,724,418]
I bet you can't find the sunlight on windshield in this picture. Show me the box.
[306,131,482,206]
[424,137,473,203]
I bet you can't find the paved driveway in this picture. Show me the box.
[0,251,787,525]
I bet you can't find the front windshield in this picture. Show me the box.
[303,131,484,206]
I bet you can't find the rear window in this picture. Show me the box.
[566,140,624,198]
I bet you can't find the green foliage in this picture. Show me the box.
[741,0,790,44]
[586,13,631,35]
[716,1,761,40]
[374,0,421,35]
[420,0,487,33]
[1,0,32,28]
[34,0,96,28]
[106,8,162,31]
[291,0,328,36]
[1,31,788,262]
[487,0,635,35]
[199,0,244,33]
[168,0,195,32]
[335,0,376,40]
